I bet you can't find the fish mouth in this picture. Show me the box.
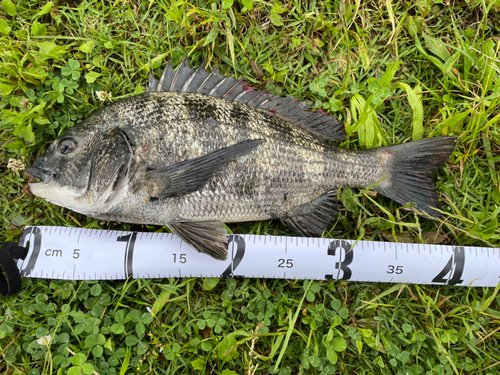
[25,166,55,184]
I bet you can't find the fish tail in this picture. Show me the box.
[375,136,458,217]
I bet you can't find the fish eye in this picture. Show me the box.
[58,138,77,155]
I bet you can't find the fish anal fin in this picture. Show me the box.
[146,139,264,199]
[168,221,228,260]
[281,190,338,236]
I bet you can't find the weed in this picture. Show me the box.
[1,0,500,374]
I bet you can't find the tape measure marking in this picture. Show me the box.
[14,226,500,286]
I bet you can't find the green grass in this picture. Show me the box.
[1,0,500,374]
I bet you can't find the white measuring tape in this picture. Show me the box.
[14,226,499,287]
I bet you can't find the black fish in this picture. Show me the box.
[26,57,458,259]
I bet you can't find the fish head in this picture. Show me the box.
[26,122,134,214]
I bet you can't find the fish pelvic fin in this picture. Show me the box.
[281,190,338,236]
[168,221,228,260]
[375,136,459,218]
[147,57,346,142]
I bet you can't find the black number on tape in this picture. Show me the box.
[387,265,403,274]
[173,253,187,263]
[17,227,42,277]
[278,259,293,268]
[326,240,353,280]
[117,233,137,278]
[432,246,465,285]
[221,235,246,277]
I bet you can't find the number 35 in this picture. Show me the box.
[387,265,403,274]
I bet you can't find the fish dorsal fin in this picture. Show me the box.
[147,57,346,142]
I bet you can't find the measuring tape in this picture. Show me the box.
[5,226,496,288]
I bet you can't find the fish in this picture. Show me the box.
[25,57,458,260]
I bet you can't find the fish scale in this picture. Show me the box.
[26,57,458,260]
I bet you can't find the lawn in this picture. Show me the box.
[1,0,500,374]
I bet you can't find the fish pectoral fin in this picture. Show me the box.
[147,139,264,199]
[281,190,338,237]
[168,221,228,260]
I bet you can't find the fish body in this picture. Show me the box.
[26,58,458,259]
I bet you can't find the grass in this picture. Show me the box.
[1,0,500,374]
